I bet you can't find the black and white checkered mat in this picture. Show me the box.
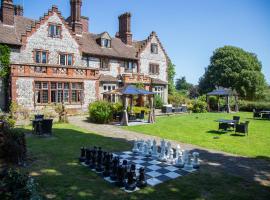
[81,151,197,189]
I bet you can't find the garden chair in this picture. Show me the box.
[229,116,240,129]
[41,119,53,135]
[235,121,249,136]
[218,122,229,132]
[262,113,270,120]
[253,109,261,119]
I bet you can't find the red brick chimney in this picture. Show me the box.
[70,0,83,35]
[1,0,14,25]
[14,5,23,16]
[117,12,133,45]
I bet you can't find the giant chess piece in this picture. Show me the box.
[175,154,184,168]
[85,148,91,165]
[166,142,172,159]
[182,150,190,164]
[89,147,97,169]
[96,147,104,172]
[116,165,126,187]
[159,140,167,161]
[138,140,144,153]
[110,157,119,181]
[168,148,175,164]
[152,139,158,157]
[136,167,147,188]
[125,164,137,191]
[192,152,200,169]
[184,152,193,171]
[143,142,150,156]
[79,147,86,162]
[176,145,182,159]
[103,153,111,177]
[132,138,139,153]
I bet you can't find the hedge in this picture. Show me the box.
[238,100,270,112]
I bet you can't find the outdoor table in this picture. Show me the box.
[260,111,270,120]
[215,119,237,131]
[32,118,53,135]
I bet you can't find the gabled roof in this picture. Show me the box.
[78,32,138,60]
[133,31,170,62]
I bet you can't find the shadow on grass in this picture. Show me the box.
[16,125,270,200]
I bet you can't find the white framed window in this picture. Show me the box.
[34,50,48,64]
[48,24,61,38]
[101,38,111,48]
[59,53,73,66]
[103,84,117,103]
[154,86,164,100]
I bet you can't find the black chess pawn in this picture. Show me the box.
[110,157,119,181]
[125,170,137,191]
[136,167,147,188]
[115,165,125,187]
[96,147,104,172]
[79,147,86,162]
[85,148,91,165]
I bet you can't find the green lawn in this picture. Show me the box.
[22,123,270,200]
[124,112,270,158]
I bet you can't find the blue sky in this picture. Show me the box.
[15,0,270,84]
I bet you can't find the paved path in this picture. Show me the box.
[69,115,270,186]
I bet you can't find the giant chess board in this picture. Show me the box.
[80,150,197,190]
[112,151,197,186]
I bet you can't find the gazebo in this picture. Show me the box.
[103,85,155,126]
[206,87,239,113]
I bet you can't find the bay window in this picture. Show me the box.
[34,81,83,104]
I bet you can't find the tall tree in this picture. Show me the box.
[198,46,266,100]
[167,60,176,94]
[176,76,193,91]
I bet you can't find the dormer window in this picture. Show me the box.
[48,23,61,38]
[97,32,112,48]
[151,43,158,54]
[101,38,111,48]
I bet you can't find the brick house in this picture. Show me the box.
[0,0,169,112]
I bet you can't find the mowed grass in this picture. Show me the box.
[124,112,270,158]
[22,124,270,200]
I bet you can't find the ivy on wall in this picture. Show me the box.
[0,44,11,110]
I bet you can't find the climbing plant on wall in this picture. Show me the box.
[0,44,11,110]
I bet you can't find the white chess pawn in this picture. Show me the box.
[152,140,158,157]
[192,152,200,169]
[132,138,139,153]
[175,154,184,168]
[184,152,193,171]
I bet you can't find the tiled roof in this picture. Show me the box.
[152,78,168,85]
[78,32,138,60]
[0,16,34,45]
[99,74,118,82]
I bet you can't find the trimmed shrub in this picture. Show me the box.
[0,168,41,200]
[88,101,113,124]
[190,99,207,113]
[238,100,270,111]
[112,102,123,114]
[154,95,164,109]
[131,106,150,114]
